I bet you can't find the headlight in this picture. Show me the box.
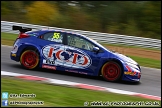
[126,62,139,70]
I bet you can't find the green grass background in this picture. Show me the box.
[2,77,161,107]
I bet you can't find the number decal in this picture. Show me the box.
[53,33,60,39]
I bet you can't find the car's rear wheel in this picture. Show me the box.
[101,61,122,82]
[20,50,39,69]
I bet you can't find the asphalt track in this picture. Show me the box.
[1,45,161,97]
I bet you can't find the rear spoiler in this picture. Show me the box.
[12,25,32,33]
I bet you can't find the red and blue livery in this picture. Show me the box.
[10,25,141,82]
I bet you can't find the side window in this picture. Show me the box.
[67,34,94,51]
[42,32,63,43]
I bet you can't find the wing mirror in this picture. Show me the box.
[93,47,99,53]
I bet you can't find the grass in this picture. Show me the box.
[1,32,18,40]
[1,32,161,69]
[128,55,161,69]
[101,43,161,51]
[1,39,15,46]
[1,77,161,107]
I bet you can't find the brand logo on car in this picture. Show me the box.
[42,44,92,68]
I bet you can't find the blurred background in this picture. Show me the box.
[1,1,161,39]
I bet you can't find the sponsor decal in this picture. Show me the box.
[65,70,88,75]
[124,71,137,76]
[78,71,88,75]
[42,44,92,69]
[126,65,132,72]
[65,69,78,73]
[42,64,56,70]
[131,79,140,81]
[43,59,55,65]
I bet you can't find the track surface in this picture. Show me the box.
[1,45,161,97]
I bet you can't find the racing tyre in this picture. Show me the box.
[20,50,39,69]
[101,61,122,82]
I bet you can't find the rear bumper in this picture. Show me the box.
[10,52,19,62]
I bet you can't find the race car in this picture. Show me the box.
[10,25,141,82]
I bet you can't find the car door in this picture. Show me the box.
[36,31,66,68]
[63,33,102,75]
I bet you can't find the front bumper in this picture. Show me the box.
[122,64,141,82]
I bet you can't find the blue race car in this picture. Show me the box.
[10,25,141,82]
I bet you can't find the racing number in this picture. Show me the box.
[53,33,60,39]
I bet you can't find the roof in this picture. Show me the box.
[40,29,85,37]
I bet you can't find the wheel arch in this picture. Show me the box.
[19,45,42,69]
[98,58,124,76]
[18,45,41,61]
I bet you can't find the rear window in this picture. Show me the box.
[26,31,39,37]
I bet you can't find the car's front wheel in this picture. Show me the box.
[101,61,122,82]
[20,50,39,69]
